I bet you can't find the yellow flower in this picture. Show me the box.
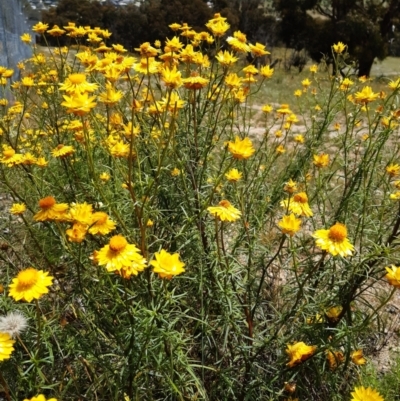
[302,78,311,88]
[68,202,93,225]
[216,50,238,66]
[309,64,318,73]
[350,386,384,401]
[249,42,270,57]
[284,179,297,194]
[228,136,255,160]
[313,153,330,168]
[281,192,313,217]
[20,33,32,43]
[294,89,302,97]
[97,234,147,275]
[286,342,316,368]
[207,200,241,222]
[354,86,379,104]
[386,163,400,177]
[47,25,65,36]
[98,82,123,105]
[225,168,243,182]
[9,268,53,302]
[294,134,304,144]
[66,223,88,243]
[325,305,342,322]
[0,332,15,361]
[88,212,116,235]
[278,214,301,236]
[276,144,286,154]
[313,222,354,257]
[59,73,98,94]
[150,249,185,279]
[260,65,274,78]
[61,92,97,116]
[171,168,181,177]
[182,74,209,90]
[340,78,354,91]
[326,350,344,370]
[332,41,346,54]
[23,395,57,401]
[351,349,367,365]
[224,73,242,89]
[32,22,49,34]
[384,265,400,288]
[51,144,75,158]
[161,66,182,89]
[9,203,26,215]
[33,196,69,222]
[388,78,400,90]
[262,104,273,113]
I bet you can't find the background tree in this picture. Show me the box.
[274,0,400,76]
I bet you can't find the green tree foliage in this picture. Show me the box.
[274,0,400,76]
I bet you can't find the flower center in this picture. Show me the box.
[293,192,308,203]
[68,73,86,84]
[328,223,347,241]
[39,196,56,209]
[109,235,128,252]
[17,268,39,290]
[219,200,231,208]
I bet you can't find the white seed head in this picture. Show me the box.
[0,311,28,337]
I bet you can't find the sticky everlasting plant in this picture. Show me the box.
[0,18,399,400]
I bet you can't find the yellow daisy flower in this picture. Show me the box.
[313,222,354,257]
[281,192,313,217]
[88,212,116,235]
[350,386,384,401]
[97,235,147,274]
[384,265,400,288]
[10,203,26,215]
[59,73,98,94]
[225,168,242,182]
[33,196,69,222]
[150,249,185,279]
[326,350,344,370]
[351,349,367,365]
[227,136,255,160]
[9,268,53,302]
[286,341,316,368]
[332,41,346,54]
[0,332,15,361]
[207,200,241,222]
[313,153,330,168]
[23,395,57,401]
[66,223,88,243]
[278,214,301,236]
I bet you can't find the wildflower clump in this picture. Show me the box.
[0,12,399,401]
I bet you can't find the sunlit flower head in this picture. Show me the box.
[161,66,182,89]
[150,249,185,279]
[227,136,255,160]
[23,395,57,401]
[249,42,270,57]
[313,222,354,257]
[286,341,316,368]
[97,234,147,275]
[332,41,346,54]
[281,192,313,217]
[354,86,379,104]
[386,163,400,177]
[0,332,15,361]
[207,200,241,222]
[278,214,301,236]
[284,179,298,194]
[260,65,274,78]
[350,386,384,401]
[88,212,116,235]
[32,22,49,34]
[313,153,330,168]
[0,311,28,338]
[61,92,97,116]
[216,50,238,66]
[51,144,75,158]
[9,203,26,215]
[59,73,98,94]
[66,223,87,243]
[33,196,69,222]
[9,268,53,302]
[225,168,243,182]
[326,350,344,370]
[351,349,367,365]
[385,265,400,288]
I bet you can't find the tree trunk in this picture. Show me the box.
[357,55,375,77]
